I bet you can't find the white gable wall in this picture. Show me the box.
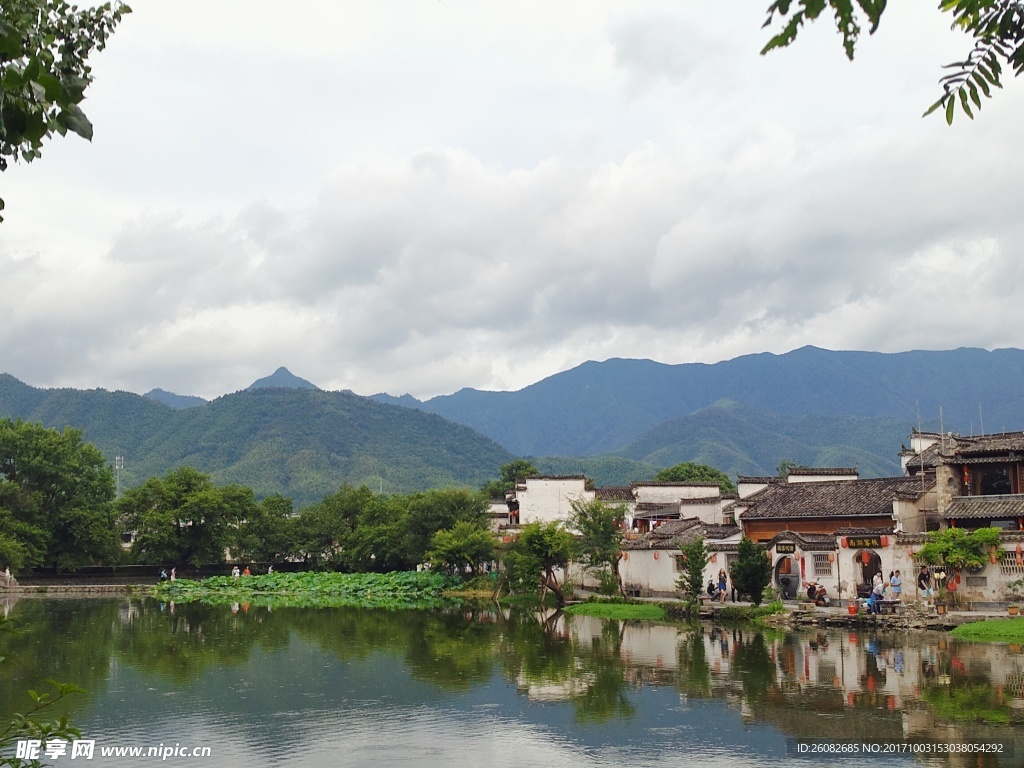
[516,477,594,525]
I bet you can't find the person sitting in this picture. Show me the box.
[864,590,880,614]
[707,580,721,600]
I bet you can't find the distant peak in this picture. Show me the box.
[247,367,319,391]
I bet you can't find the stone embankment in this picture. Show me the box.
[1,584,145,595]
[766,602,1011,631]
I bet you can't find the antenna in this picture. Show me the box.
[939,407,945,452]
[979,402,985,436]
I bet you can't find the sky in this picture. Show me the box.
[2,1,1023,401]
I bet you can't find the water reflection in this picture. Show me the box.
[1,598,1023,767]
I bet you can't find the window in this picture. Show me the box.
[812,553,833,578]
[979,465,1012,495]
[673,555,686,573]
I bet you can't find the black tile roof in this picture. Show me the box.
[944,494,1024,519]
[739,477,932,520]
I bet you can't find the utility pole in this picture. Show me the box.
[115,455,124,497]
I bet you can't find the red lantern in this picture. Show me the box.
[880,536,888,547]
[841,537,848,548]
[861,550,871,566]
[827,552,835,563]
[653,551,659,560]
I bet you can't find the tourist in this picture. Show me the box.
[3,566,10,588]
[917,566,933,600]
[707,580,720,600]
[243,566,251,576]
[159,569,168,581]
[890,570,902,600]
[267,564,274,574]
[717,570,727,604]
[170,567,176,582]
[231,565,240,579]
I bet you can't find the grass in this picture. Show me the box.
[950,617,1024,643]
[563,602,666,620]
[716,600,786,624]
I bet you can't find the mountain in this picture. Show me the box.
[144,388,208,410]
[403,347,1024,456]
[247,367,319,391]
[616,399,910,479]
[0,375,513,508]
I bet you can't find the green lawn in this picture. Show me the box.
[563,602,666,620]
[950,617,1024,643]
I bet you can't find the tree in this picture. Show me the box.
[504,521,576,604]
[0,0,131,219]
[761,0,1023,123]
[481,459,539,500]
[289,484,370,570]
[731,536,772,606]
[918,526,1003,571]
[0,418,119,571]
[652,462,736,495]
[398,488,488,567]
[118,467,256,567]
[232,493,294,563]
[568,497,625,595]
[426,521,496,576]
[776,459,799,479]
[676,537,709,616]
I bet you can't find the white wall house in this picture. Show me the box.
[513,475,595,525]
[619,518,743,598]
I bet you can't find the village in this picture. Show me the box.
[489,429,1024,612]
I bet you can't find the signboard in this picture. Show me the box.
[775,543,796,554]
[846,536,882,549]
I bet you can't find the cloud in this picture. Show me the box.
[1,1,1022,400]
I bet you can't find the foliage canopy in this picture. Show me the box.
[761,0,1024,123]
[0,0,130,219]
[653,462,736,494]
[677,536,709,613]
[568,497,625,595]
[0,418,118,571]
[917,526,1003,571]
[731,536,772,606]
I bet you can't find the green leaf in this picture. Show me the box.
[57,103,93,140]
[968,80,981,107]
[945,95,956,124]
[958,86,974,118]
[36,71,63,102]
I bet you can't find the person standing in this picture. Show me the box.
[718,570,728,604]
[890,570,902,601]
[232,565,240,579]
[917,566,933,601]
[3,566,10,588]
[170,567,176,582]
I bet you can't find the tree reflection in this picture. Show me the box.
[730,632,777,702]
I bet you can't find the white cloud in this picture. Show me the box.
[0,1,1022,399]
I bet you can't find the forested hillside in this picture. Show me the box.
[0,376,514,508]
[395,347,1024,456]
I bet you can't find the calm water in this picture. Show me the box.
[1,596,1023,767]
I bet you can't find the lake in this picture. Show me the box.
[1,595,1022,767]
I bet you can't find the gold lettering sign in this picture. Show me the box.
[775,543,796,554]
[846,536,882,549]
